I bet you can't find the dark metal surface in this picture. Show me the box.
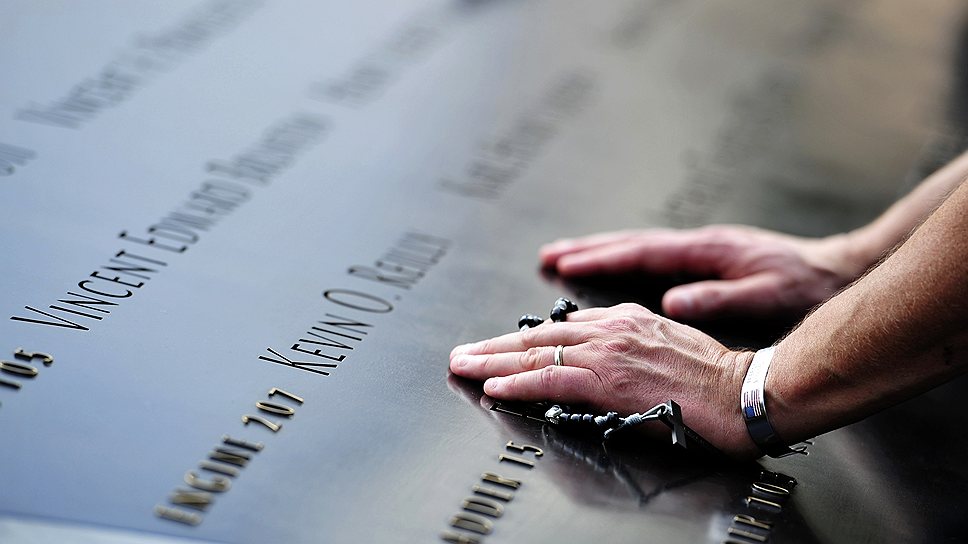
[1,1,967,542]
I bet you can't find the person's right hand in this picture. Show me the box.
[539,225,869,320]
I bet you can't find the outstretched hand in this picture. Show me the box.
[539,226,864,320]
[450,302,759,458]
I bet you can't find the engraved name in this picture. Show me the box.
[440,440,544,544]
[0,143,36,177]
[438,71,596,200]
[10,113,327,332]
[721,470,797,544]
[260,230,449,376]
[16,0,263,130]
[154,387,303,526]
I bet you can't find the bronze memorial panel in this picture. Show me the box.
[2,1,967,542]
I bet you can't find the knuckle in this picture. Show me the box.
[478,354,496,372]
[538,365,559,390]
[600,366,636,393]
[612,302,643,314]
[477,339,495,354]
[521,346,544,370]
[602,315,643,334]
[520,328,542,345]
[696,224,727,239]
[598,336,633,355]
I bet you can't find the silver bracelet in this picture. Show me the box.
[741,347,807,458]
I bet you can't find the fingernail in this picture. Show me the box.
[484,377,502,394]
[672,292,694,317]
[557,255,579,272]
[452,355,467,369]
[451,343,472,357]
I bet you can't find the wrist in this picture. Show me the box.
[740,347,807,458]
[718,349,761,459]
[816,231,879,282]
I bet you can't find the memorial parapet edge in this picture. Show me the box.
[2,1,967,543]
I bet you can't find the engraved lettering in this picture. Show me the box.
[462,497,504,518]
[45,304,104,321]
[751,482,791,497]
[100,257,162,281]
[162,209,218,229]
[148,222,200,244]
[383,249,437,267]
[199,461,239,478]
[10,306,91,330]
[259,347,340,375]
[118,231,187,253]
[209,448,252,468]
[727,527,768,542]
[242,414,282,433]
[440,531,481,544]
[323,289,393,313]
[347,265,419,290]
[317,313,373,337]
[169,489,215,511]
[14,349,53,366]
[157,428,267,527]
[51,291,119,316]
[374,259,424,276]
[733,514,772,531]
[449,513,493,535]
[89,270,145,289]
[505,441,544,457]
[0,361,39,378]
[288,314,375,362]
[77,280,134,298]
[185,471,232,493]
[303,329,357,348]
[745,496,782,512]
[472,484,513,502]
[290,341,352,361]
[0,143,36,176]
[0,377,22,390]
[267,388,304,404]
[154,505,203,526]
[114,249,167,266]
[481,473,521,490]
[222,435,264,452]
[498,454,534,468]
[256,401,295,418]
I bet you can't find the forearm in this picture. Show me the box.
[837,150,968,273]
[767,178,968,444]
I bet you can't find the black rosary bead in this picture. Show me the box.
[518,314,545,330]
[550,297,579,322]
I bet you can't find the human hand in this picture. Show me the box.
[539,226,865,320]
[450,303,759,458]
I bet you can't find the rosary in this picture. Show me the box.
[518,298,724,458]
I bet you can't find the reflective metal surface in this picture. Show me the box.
[1,1,967,542]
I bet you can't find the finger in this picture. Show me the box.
[555,228,739,277]
[451,323,591,357]
[539,230,642,267]
[554,238,655,276]
[554,303,653,323]
[662,273,787,319]
[450,344,565,380]
[483,365,604,403]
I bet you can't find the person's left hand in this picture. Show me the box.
[449,303,758,458]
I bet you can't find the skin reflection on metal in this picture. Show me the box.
[449,374,740,509]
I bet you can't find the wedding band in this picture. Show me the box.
[554,345,565,366]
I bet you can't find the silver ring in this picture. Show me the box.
[554,345,565,366]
